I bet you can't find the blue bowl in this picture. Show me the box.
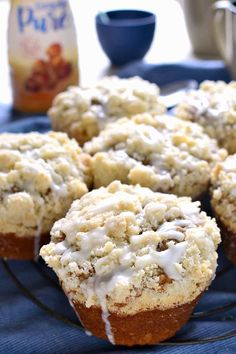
[95,9,156,66]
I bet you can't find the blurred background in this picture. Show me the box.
[0,0,193,106]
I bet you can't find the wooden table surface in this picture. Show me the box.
[0,0,192,108]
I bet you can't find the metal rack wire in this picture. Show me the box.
[2,258,236,346]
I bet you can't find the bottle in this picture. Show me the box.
[7,0,79,113]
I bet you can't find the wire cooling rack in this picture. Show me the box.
[1,257,236,346]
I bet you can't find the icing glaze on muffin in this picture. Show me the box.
[211,154,236,232]
[41,181,220,343]
[84,113,227,199]
[0,131,91,255]
[176,80,236,153]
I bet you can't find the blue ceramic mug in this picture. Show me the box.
[95,9,156,66]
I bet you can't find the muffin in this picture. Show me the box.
[48,76,166,145]
[83,113,227,200]
[176,80,236,154]
[40,181,221,346]
[211,154,236,264]
[0,132,91,260]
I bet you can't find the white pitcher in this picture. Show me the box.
[181,0,220,57]
[213,1,236,78]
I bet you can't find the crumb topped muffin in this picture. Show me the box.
[48,76,166,145]
[41,181,221,345]
[176,80,236,154]
[83,113,227,199]
[0,131,91,259]
[211,154,236,264]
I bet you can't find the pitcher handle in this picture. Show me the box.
[212,1,231,61]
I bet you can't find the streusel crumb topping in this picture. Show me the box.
[41,181,220,315]
[176,80,236,153]
[0,132,91,237]
[211,154,236,232]
[48,76,166,145]
[84,113,227,199]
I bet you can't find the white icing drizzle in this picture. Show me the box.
[185,91,209,116]
[185,88,236,122]
[20,155,71,259]
[90,198,119,215]
[158,241,187,280]
[109,150,138,169]
[57,196,196,343]
[91,105,109,130]
[174,219,194,227]
[135,241,187,280]
[158,230,184,241]
[96,269,134,345]
[207,108,224,119]
[76,220,189,342]
[230,188,236,197]
[85,330,92,336]
[60,228,109,265]
[111,150,129,162]
[180,203,200,224]
[78,228,109,262]
[53,240,69,255]
[157,221,189,241]
[134,125,164,148]
[80,228,108,250]
[223,157,236,172]
[23,155,70,198]
[80,268,134,344]
[95,281,115,344]
[67,294,86,331]
[90,193,135,215]
[51,183,68,198]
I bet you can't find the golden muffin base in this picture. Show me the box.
[223,229,236,265]
[72,296,200,346]
[213,217,236,265]
[0,232,50,260]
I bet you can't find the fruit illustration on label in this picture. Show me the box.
[25,43,72,92]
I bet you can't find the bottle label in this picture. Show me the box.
[8,0,79,112]
[17,0,70,33]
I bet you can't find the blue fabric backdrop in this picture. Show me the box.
[0,60,235,354]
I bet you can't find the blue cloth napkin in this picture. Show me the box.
[117,59,231,86]
[0,116,51,133]
[0,60,236,354]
